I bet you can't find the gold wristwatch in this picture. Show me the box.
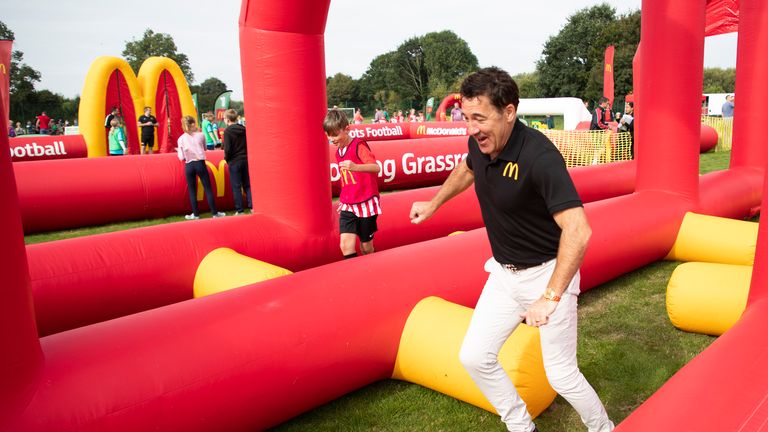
[543,289,561,302]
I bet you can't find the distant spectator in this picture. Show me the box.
[546,114,555,129]
[450,102,464,122]
[408,108,417,122]
[373,107,383,123]
[138,106,158,154]
[417,111,424,122]
[590,97,611,130]
[25,120,33,134]
[8,120,15,137]
[14,122,24,136]
[201,112,221,150]
[721,94,735,118]
[353,107,364,124]
[104,107,118,130]
[36,111,52,134]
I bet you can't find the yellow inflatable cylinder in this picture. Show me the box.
[193,248,292,298]
[666,212,758,265]
[392,296,556,418]
[666,262,751,336]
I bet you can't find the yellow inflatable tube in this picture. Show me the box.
[193,248,293,298]
[392,296,556,418]
[666,262,751,336]
[79,56,144,157]
[137,57,198,151]
[665,212,758,265]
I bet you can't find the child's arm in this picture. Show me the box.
[339,142,380,173]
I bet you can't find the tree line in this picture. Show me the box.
[3,4,736,128]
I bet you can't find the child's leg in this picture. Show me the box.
[360,240,374,255]
[340,233,358,256]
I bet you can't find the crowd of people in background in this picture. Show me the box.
[369,107,426,123]
[8,113,76,137]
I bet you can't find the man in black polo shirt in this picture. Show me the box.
[137,107,158,154]
[410,67,613,432]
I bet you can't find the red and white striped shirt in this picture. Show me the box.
[339,195,382,217]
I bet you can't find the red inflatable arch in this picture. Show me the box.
[435,92,462,121]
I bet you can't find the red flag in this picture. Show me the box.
[0,40,10,126]
[603,45,615,108]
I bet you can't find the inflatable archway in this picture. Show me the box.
[435,92,461,121]
[78,56,196,157]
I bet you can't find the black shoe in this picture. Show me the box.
[532,428,539,432]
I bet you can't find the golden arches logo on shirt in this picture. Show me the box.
[340,168,357,186]
[0,63,6,75]
[503,162,519,180]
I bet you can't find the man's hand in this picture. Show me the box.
[520,298,558,327]
[410,201,435,224]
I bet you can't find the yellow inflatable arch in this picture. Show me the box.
[78,56,197,157]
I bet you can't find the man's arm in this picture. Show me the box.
[410,158,474,224]
[520,206,591,326]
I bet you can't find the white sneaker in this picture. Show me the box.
[185,214,200,220]
[235,211,244,215]
[213,212,226,218]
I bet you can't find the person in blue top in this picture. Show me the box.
[721,94,735,118]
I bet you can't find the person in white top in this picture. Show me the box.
[177,115,226,220]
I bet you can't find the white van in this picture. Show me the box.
[703,93,734,116]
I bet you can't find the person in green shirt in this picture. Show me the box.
[201,112,221,150]
[108,118,127,155]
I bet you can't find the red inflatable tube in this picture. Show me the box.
[28,161,636,337]
[9,135,88,162]
[330,136,468,195]
[348,121,468,141]
[16,152,236,233]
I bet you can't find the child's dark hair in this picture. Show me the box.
[323,108,349,134]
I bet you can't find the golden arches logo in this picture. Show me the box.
[416,125,427,135]
[340,168,357,186]
[197,160,228,201]
[605,64,613,73]
[503,162,519,180]
[0,63,6,74]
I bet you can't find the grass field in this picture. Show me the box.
[23,151,735,431]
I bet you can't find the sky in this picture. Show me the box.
[3,0,737,101]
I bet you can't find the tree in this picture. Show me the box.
[702,68,735,93]
[326,73,360,108]
[513,72,543,98]
[536,4,618,99]
[583,10,640,108]
[123,29,194,83]
[1,20,43,121]
[359,30,478,112]
[189,77,227,114]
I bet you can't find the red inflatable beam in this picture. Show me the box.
[9,135,88,162]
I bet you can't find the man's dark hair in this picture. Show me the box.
[598,97,609,105]
[460,67,520,111]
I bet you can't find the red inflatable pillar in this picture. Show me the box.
[730,0,768,169]
[0,40,43,428]
[239,0,332,234]
[635,0,704,202]
[744,0,768,303]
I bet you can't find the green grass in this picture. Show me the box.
[24,215,188,245]
[22,151,733,431]
[269,261,713,432]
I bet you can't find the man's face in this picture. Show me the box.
[462,95,516,159]
[145,108,151,115]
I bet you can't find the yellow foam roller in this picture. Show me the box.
[666,212,757,265]
[666,262,751,336]
[392,296,556,418]
[193,247,292,298]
